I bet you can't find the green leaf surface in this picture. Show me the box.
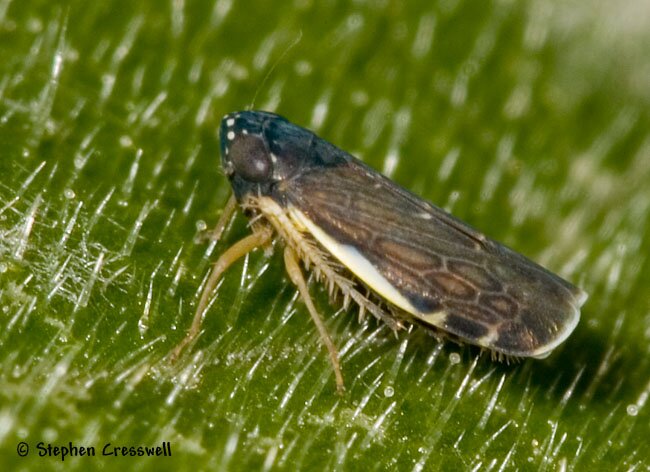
[1,0,649,470]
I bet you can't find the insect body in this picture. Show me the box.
[173,110,588,393]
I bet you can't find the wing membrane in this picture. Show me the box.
[284,161,586,357]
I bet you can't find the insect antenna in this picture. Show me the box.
[248,30,303,111]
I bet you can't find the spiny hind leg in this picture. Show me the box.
[171,226,274,360]
[283,245,345,395]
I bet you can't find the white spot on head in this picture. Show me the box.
[419,212,433,220]
[242,129,248,135]
[226,118,235,127]
[227,131,235,140]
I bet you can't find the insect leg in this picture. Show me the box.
[283,245,345,395]
[171,226,274,360]
[205,193,238,242]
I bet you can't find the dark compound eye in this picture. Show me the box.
[229,135,272,182]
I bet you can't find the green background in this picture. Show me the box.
[1,0,649,470]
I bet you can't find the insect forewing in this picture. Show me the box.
[284,160,586,358]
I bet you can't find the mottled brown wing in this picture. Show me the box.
[284,161,586,357]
